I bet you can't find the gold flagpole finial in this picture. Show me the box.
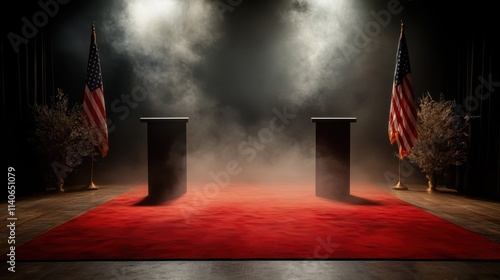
[399,20,405,39]
[91,22,97,43]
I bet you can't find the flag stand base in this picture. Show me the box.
[86,181,99,190]
[392,181,408,190]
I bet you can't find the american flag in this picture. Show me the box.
[83,23,109,157]
[388,22,417,159]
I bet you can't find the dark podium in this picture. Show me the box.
[312,117,356,199]
[140,117,189,204]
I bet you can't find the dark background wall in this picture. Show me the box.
[2,0,499,201]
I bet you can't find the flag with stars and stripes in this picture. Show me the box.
[388,21,417,159]
[83,23,108,157]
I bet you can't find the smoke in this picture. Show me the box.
[276,1,356,102]
[104,0,220,112]
[92,0,413,186]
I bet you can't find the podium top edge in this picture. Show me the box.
[311,117,356,122]
[140,117,189,122]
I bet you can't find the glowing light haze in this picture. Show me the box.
[80,0,412,185]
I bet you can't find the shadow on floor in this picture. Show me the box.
[320,194,382,205]
[133,194,184,206]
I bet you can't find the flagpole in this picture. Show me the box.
[86,155,99,190]
[83,21,106,190]
[392,157,408,190]
[389,20,415,191]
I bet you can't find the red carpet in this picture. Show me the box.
[14,183,500,261]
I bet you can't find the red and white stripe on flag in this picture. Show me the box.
[83,23,109,157]
[388,22,417,159]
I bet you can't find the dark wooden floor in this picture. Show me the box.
[1,183,500,279]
